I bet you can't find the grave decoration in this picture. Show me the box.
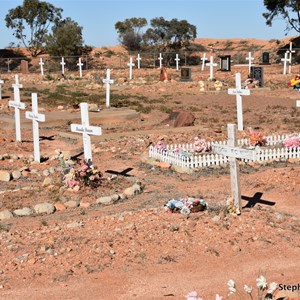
[149,130,300,170]
[0,79,4,99]
[160,67,170,81]
[287,74,300,90]
[249,66,264,87]
[102,68,114,108]
[165,197,207,215]
[206,56,217,80]
[219,55,231,71]
[174,54,180,71]
[77,57,84,78]
[180,67,192,82]
[127,57,135,80]
[243,77,260,89]
[136,53,141,69]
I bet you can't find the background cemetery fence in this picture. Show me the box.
[149,134,300,169]
[2,48,300,73]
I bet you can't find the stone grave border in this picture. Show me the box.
[149,133,300,169]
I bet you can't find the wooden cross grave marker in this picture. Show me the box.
[201,53,208,71]
[70,102,102,163]
[246,52,254,75]
[39,58,44,76]
[174,54,180,71]
[281,52,290,75]
[77,57,84,78]
[60,57,66,74]
[0,79,4,99]
[228,72,250,131]
[9,75,25,142]
[127,57,135,80]
[102,69,114,108]
[136,53,141,69]
[206,56,217,80]
[25,93,45,162]
[212,123,256,212]
[158,53,163,69]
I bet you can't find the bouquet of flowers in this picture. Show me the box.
[249,131,266,146]
[283,134,300,149]
[63,160,103,189]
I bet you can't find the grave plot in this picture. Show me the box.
[149,130,300,169]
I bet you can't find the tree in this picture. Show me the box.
[263,0,300,34]
[144,17,197,51]
[115,17,147,50]
[5,0,62,56]
[45,17,84,56]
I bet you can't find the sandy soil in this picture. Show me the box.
[0,40,300,300]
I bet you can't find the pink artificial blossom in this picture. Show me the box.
[185,291,203,300]
[283,136,300,149]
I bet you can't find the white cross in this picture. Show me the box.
[246,52,254,75]
[206,56,217,80]
[287,42,295,74]
[25,93,45,162]
[201,53,208,71]
[0,79,4,99]
[296,100,300,108]
[228,72,250,131]
[136,53,141,69]
[9,75,25,142]
[60,57,66,74]
[77,57,84,78]
[127,57,135,80]
[174,54,180,71]
[70,102,102,163]
[158,53,163,69]
[39,58,44,76]
[281,52,290,75]
[212,124,256,212]
[102,69,114,108]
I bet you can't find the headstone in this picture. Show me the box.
[219,55,231,71]
[102,68,114,108]
[250,66,264,87]
[180,67,192,82]
[70,102,102,163]
[136,53,141,69]
[60,57,66,74]
[127,57,135,80]
[281,52,290,75]
[158,53,163,69]
[174,54,180,71]
[77,57,83,78]
[296,100,300,107]
[0,79,4,99]
[201,53,208,71]
[25,93,45,162]
[160,67,170,81]
[9,75,25,142]
[228,72,250,131]
[212,124,256,212]
[39,58,44,76]
[287,42,295,74]
[21,60,29,74]
[246,52,254,75]
[261,52,270,65]
[206,56,217,80]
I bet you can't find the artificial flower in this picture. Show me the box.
[243,284,253,294]
[215,294,223,300]
[256,275,267,289]
[227,279,236,294]
[185,291,203,300]
[267,282,277,294]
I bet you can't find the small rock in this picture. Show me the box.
[34,202,56,215]
[54,202,66,211]
[42,169,50,176]
[80,202,91,208]
[64,200,79,208]
[12,170,22,179]
[123,183,143,196]
[96,196,113,205]
[212,215,221,222]
[67,221,84,229]
[0,210,13,220]
[13,207,34,217]
[42,177,53,186]
[0,170,11,182]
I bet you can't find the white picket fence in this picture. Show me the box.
[149,134,300,169]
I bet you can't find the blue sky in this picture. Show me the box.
[0,0,294,49]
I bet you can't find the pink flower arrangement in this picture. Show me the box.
[63,160,103,189]
[155,140,167,151]
[193,137,211,153]
[283,135,300,149]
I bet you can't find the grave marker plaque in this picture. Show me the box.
[21,60,29,74]
[250,66,264,87]
[261,52,270,65]
[180,67,192,82]
[219,55,231,71]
